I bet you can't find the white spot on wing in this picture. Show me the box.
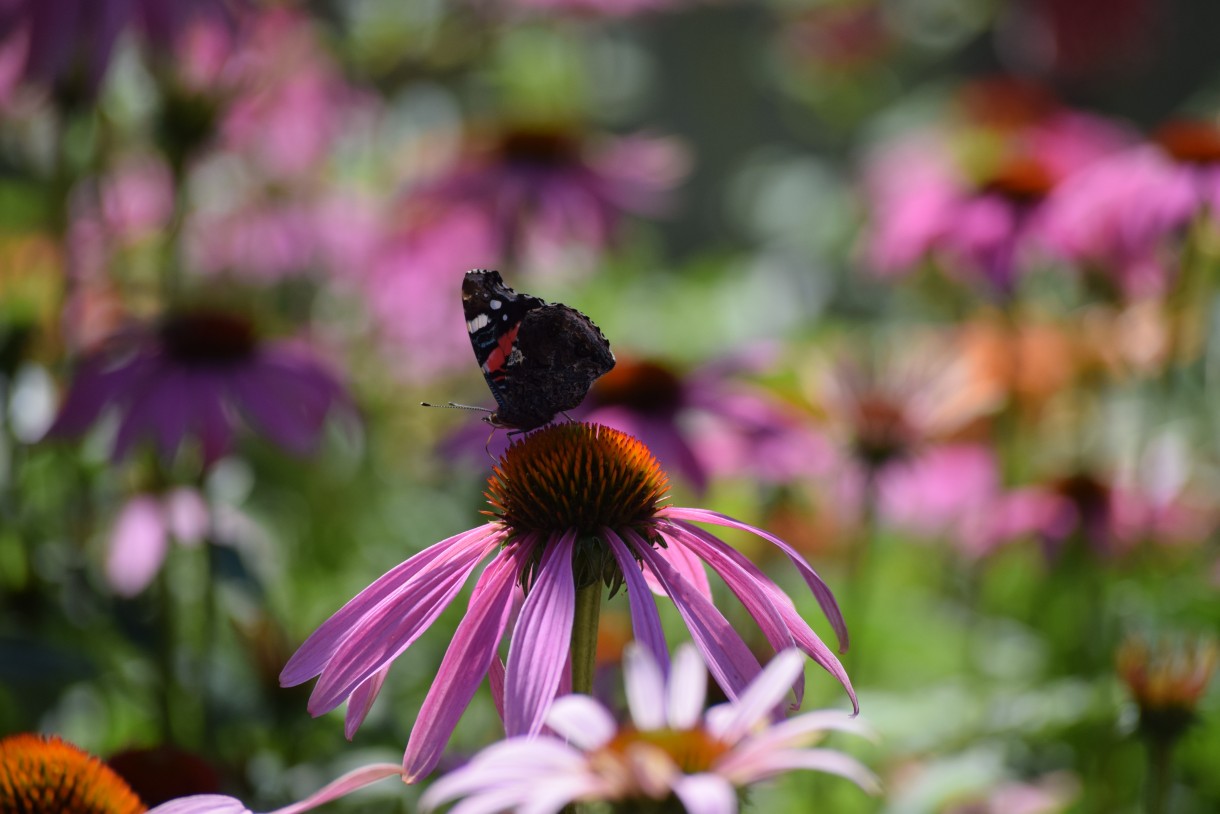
[490,299,502,310]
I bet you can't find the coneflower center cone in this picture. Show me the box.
[0,734,146,814]
[486,423,670,537]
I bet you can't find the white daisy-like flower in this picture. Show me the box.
[421,643,878,814]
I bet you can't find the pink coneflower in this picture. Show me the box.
[281,422,855,782]
[1040,120,1220,299]
[404,123,687,272]
[46,308,353,465]
[145,762,405,814]
[0,0,240,97]
[421,643,877,814]
[862,79,1130,297]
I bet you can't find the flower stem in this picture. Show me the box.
[563,579,602,814]
[570,580,602,697]
[1144,736,1176,814]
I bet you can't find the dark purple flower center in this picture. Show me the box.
[589,359,685,414]
[848,395,917,470]
[1155,120,1220,165]
[1052,472,1112,537]
[159,310,258,366]
[497,127,583,168]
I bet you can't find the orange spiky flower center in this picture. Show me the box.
[0,734,146,814]
[486,422,670,537]
[486,423,671,591]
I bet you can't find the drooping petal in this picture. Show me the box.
[310,530,504,715]
[625,529,761,702]
[670,519,858,713]
[662,507,849,651]
[642,534,711,600]
[622,640,667,730]
[270,763,406,814]
[488,656,506,723]
[404,545,530,782]
[666,644,708,730]
[281,524,502,686]
[106,495,170,597]
[670,773,738,814]
[344,666,389,739]
[545,695,617,751]
[602,528,669,671]
[665,524,799,705]
[505,530,577,737]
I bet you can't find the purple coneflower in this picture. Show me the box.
[281,422,855,782]
[421,643,877,814]
[405,123,687,271]
[46,308,352,465]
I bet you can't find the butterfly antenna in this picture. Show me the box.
[420,401,495,414]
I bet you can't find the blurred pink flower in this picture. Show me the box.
[580,352,832,494]
[879,443,1062,558]
[364,209,497,383]
[218,9,369,180]
[281,423,854,782]
[421,644,877,814]
[146,763,404,814]
[0,0,240,96]
[404,124,687,273]
[862,80,1130,297]
[1040,120,1220,299]
[46,309,354,465]
[106,488,209,597]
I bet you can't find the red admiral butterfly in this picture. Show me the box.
[426,269,615,432]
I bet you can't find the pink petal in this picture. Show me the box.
[625,529,761,702]
[403,545,529,782]
[505,531,577,737]
[271,763,405,814]
[603,529,669,671]
[666,644,708,731]
[672,520,857,713]
[146,796,251,814]
[667,524,798,705]
[662,507,849,652]
[714,649,804,743]
[719,748,880,793]
[281,524,501,686]
[310,531,501,714]
[344,666,390,739]
[107,496,169,597]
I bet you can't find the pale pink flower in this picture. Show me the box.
[421,644,878,814]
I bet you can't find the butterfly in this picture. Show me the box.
[426,269,615,433]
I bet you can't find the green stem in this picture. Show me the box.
[570,580,602,697]
[563,579,602,814]
[1144,736,1176,814]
